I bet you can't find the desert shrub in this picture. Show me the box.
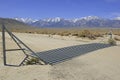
[78,33,86,37]
[108,38,116,45]
[64,33,71,36]
[94,33,103,37]
[114,37,120,41]
[40,31,49,34]
[116,34,120,36]
[28,32,32,33]
[82,30,91,35]
[71,33,79,36]
[77,30,96,39]
[87,34,96,40]
[118,34,120,36]
[26,57,40,65]
[59,31,71,36]
[79,30,91,37]
[51,32,56,35]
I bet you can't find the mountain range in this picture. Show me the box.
[14,16,120,28]
[0,18,33,30]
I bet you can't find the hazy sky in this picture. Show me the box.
[0,0,120,19]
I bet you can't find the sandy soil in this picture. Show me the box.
[0,32,120,80]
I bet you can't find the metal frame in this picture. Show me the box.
[1,25,44,66]
[2,25,6,65]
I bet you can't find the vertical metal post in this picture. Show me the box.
[1,25,45,66]
[2,24,6,65]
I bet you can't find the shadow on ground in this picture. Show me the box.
[36,43,112,65]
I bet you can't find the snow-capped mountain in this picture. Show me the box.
[80,16,100,20]
[71,16,101,23]
[14,18,38,24]
[42,17,62,22]
[14,16,120,28]
[114,17,120,20]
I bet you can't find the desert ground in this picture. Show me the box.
[0,32,120,80]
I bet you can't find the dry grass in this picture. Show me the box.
[1,28,120,39]
[114,37,120,41]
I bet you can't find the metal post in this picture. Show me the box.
[1,25,45,66]
[5,27,39,57]
[2,24,6,65]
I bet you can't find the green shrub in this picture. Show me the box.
[26,57,40,65]
[108,38,116,45]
